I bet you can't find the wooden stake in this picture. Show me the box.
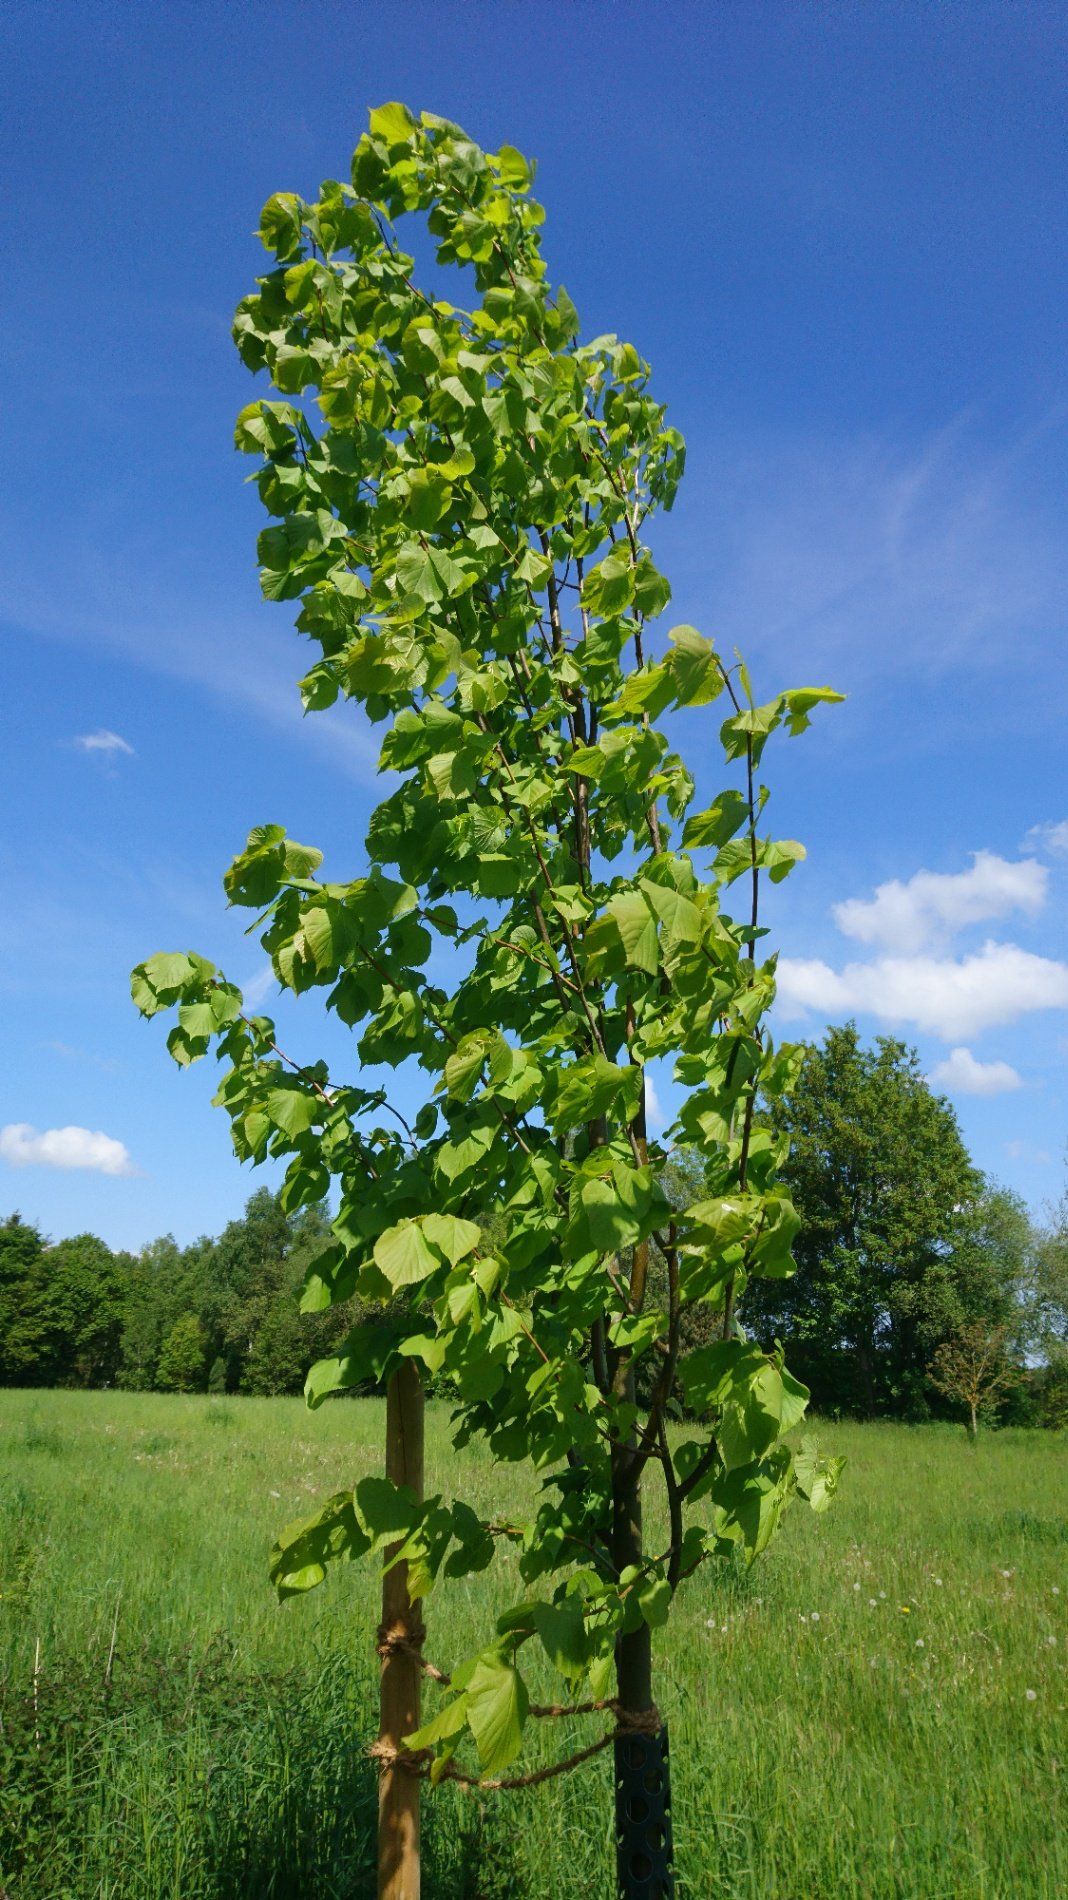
[378,1360,425,1900]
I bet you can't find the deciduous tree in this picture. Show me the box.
[133,103,843,1895]
[928,1321,1016,1438]
[155,1312,208,1394]
[743,1024,1021,1417]
[2,1232,127,1389]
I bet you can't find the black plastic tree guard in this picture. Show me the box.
[614,1724,674,1898]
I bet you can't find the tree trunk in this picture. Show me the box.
[378,1361,424,1900]
[968,1400,978,1441]
[612,1388,674,1898]
[612,1430,652,1712]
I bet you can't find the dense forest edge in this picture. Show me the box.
[4,1025,1065,1427]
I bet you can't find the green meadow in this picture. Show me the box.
[0,1388,1064,1898]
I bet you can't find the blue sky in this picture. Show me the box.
[1,1,1065,1251]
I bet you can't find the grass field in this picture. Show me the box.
[0,1389,1065,1899]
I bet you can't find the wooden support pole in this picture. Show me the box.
[378,1360,425,1900]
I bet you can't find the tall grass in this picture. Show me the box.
[1,1389,1064,1897]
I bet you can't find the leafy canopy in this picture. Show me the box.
[744,1024,1028,1418]
[133,103,842,1780]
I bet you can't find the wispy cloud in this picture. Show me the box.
[42,1039,121,1075]
[13,584,379,781]
[928,1046,1023,1097]
[0,1122,137,1176]
[1024,819,1068,859]
[684,406,1068,689]
[1005,1138,1052,1166]
[74,728,134,757]
[241,964,277,1007]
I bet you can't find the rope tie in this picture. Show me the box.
[376,1623,451,1684]
[613,1703,663,1736]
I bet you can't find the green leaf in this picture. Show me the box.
[682,790,749,850]
[436,1124,494,1185]
[684,1196,753,1250]
[781,687,845,735]
[374,1219,440,1288]
[636,1572,671,1629]
[550,1055,641,1134]
[224,825,322,908]
[406,469,453,530]
[258,192,304,261]
[681,1340,764,1415]
[404,1695,470,1751]
[269,1491,368,1597]
[443,1032,489,1101]
[606,663,674,720]
[764,839,806,883]
[607,891,659,974]
[615,341,644,383]
[582,545,633,616]
[633,555,671,619]
[167,1023,207,1067]
[135,951,196,1007]
[355,1474,421,1547]
[369,100,417,144]
[496,143,532,190]
[532,1597,589,1677]
[267,1086,319,1139]
[713,1449,796,1562]
[795,1436,845,1513]
[465,1655,529,1774]
[423,1212,481,1266]
[305,1323,401,1409]
[667,625,723,707]
[396,539,468,605]
[641,881,701,948]
[177,1002,216,1039]
[580,1160,657,1254]
[718,1361,810,1471]
[567,743,604,778]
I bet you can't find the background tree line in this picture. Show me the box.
[2,1024,1065,1425]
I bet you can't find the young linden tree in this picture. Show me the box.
[133,104,843,1795]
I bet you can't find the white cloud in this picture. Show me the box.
[833,851,1047,954]
[0,1123,137,1176]
[645,1073,665,1132]
[1024,819,1068,859]
[928,1047,1023,1097]
[777,940,1068,1042]
[74,729,134,756]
